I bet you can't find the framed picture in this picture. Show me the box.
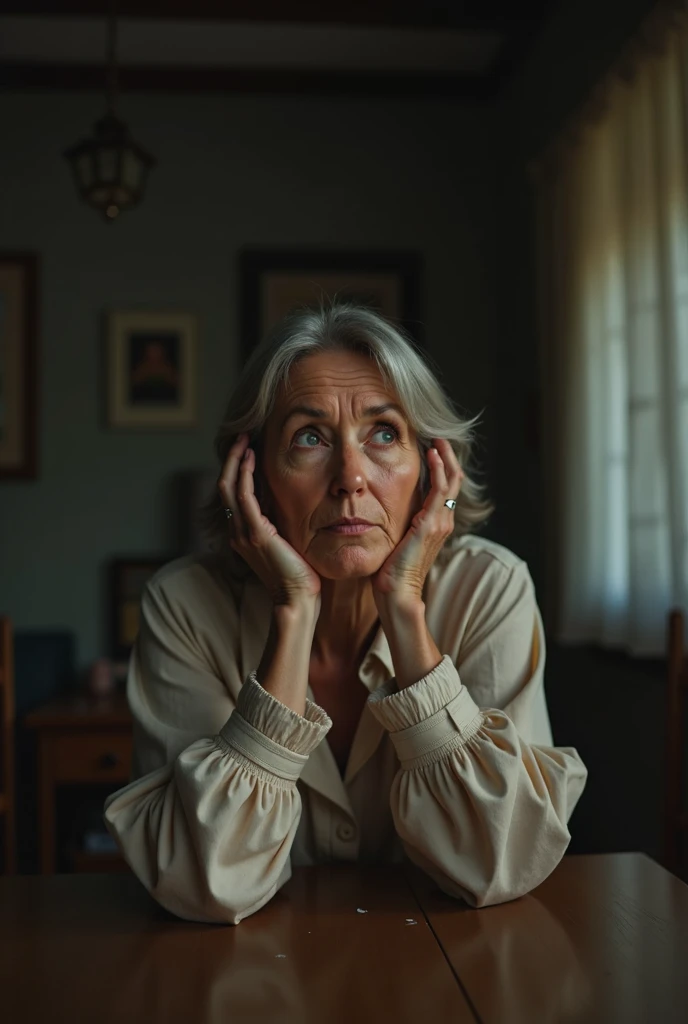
[107,310,198,428]
[0,252,38,479]
[110,557,169,661]
[239,249,423,365]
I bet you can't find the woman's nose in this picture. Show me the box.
[329,445,368,490]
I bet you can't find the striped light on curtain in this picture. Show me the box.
[533,4,688,655]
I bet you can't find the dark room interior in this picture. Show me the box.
[2,1,687,1021]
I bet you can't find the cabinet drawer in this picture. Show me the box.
[53,732,132,783]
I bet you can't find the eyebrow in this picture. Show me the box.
[281,403,406,431]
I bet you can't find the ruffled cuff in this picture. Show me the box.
[218,670,332,783]
[366,654,483,770]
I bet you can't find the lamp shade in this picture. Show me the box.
[64,111,156,221]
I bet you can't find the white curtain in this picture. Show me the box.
[537,20,688,656]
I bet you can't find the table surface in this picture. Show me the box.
[1,853,687,1024]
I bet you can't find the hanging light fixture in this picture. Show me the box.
[64,0,156,221]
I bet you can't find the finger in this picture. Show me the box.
[427,445,449,506]
[234,447,259,541]
[218,434,250,531]
[432,439,463,497]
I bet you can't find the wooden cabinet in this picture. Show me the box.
[52,732,133,783]
[26,692,133,874]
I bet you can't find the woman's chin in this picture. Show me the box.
[308,546,386,580]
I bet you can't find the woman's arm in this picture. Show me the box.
[367,560,588,907]
[103,572,330,925]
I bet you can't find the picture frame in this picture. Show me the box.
[239,249,424,365]
[106,310,198,428]
[110,557,170,662]
[0,252,38,479]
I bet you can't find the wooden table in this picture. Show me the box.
[1,855,687,1024]
[404,852,688,1024]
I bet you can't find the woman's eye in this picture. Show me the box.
[293,422,399,449]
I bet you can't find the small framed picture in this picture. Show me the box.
[239,249,423,366]
[107,310,198,427]
[0,252,38,479]
[110,557,169,661]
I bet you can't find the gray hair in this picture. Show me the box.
[201,302,494,579]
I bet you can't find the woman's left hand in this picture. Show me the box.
[371,438,464,608]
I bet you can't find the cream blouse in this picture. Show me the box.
[103,533,588,925]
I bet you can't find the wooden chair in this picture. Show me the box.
[0,616,16,874]
[664,609,688,880]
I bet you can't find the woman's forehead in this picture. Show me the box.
[279,352,394,403]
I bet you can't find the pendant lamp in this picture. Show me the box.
[64,1,156,221]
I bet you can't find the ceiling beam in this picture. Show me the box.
[0,62,497,99]
[0,1,545,34]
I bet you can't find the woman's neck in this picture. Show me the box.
[311,578,380,668]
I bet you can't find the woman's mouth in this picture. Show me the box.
[324,524,374,534]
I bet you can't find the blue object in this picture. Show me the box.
[14,630,76,717]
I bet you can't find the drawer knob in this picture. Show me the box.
[100,752,120,769]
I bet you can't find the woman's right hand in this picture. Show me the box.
[217,433,322,611]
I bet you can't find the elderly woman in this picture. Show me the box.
[104,303,588,925]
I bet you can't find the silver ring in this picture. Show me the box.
[224,508,234,519]
[444,499,457,510]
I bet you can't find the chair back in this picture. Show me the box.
[0,615,16,874]
[664,609,688,880]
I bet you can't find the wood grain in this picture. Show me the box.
[406,852,688,1024]
[0,864,476,1024]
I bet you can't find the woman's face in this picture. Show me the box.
[259,350,424,580]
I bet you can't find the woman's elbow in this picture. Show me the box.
[435,827,572,909]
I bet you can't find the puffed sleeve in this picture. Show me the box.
[103,575,332,925]
[366,561,588,908]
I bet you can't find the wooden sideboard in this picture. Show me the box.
[25,691,133,874]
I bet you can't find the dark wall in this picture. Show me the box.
[545,643,667,864]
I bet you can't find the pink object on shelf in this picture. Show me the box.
[87,658,115,697]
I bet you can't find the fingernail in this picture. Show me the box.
[243,448,251,461]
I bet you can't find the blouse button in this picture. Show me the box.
[336,822,356,841]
